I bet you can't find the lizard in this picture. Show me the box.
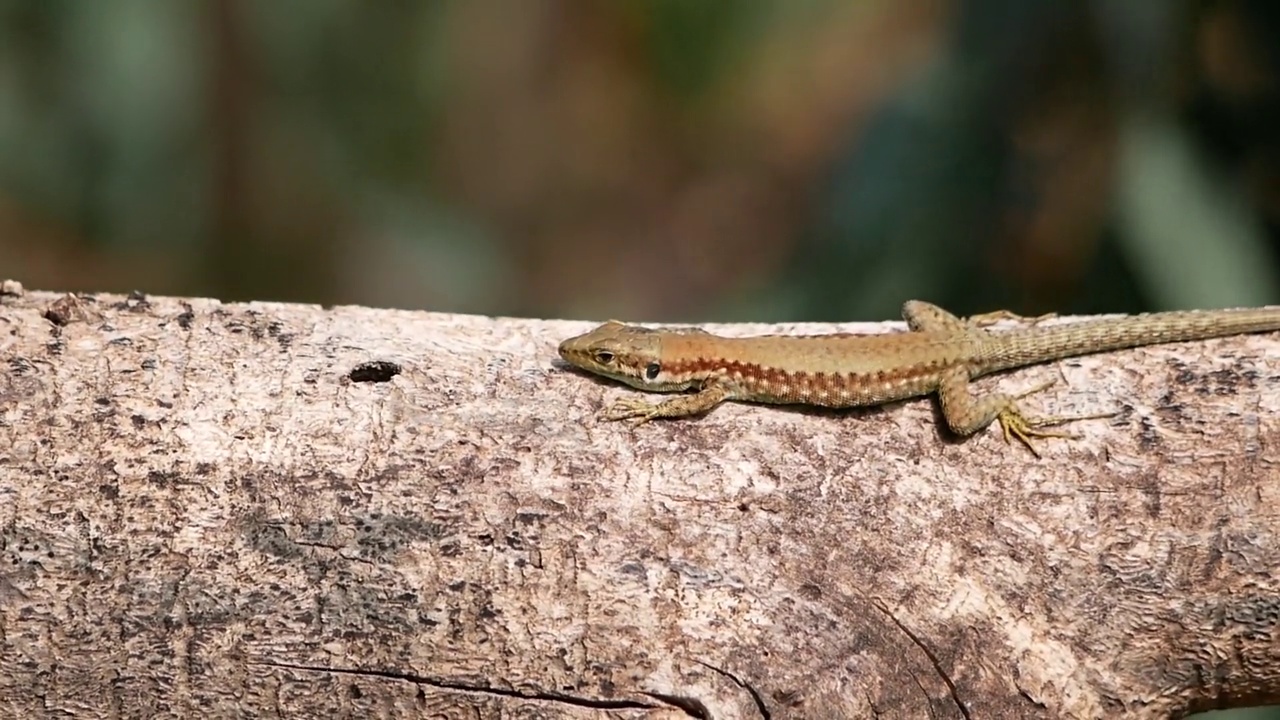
[556,300,1280,455]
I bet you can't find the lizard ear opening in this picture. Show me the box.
[644,362,661,380]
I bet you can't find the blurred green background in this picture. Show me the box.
[0,1,1277,716]
[4,0,1280,326]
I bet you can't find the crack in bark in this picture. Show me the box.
[906,668,936,720]
[639,691,711,718]
[873,602,973,720]
[695,660,770,719]
[252,660,703,714]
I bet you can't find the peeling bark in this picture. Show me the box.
[0,285,1277,719]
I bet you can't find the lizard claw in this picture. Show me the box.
[997,410,1073,458]
[997,405,1119,456]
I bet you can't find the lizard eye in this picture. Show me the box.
[644,362,660,380]
[593,351,615,365]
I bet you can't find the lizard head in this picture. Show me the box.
[558,320,691,391]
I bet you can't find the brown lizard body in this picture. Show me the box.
[556,300,1280,454]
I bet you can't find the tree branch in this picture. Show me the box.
[1,285,1277,719]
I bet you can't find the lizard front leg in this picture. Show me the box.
[602,380,733,425]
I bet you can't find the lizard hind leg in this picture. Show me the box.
[902,300,1056,335]
[901,300,970,333]
[936,370,1115,457]
[965,308,1058,329]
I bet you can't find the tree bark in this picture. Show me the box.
[0,284,1277,719]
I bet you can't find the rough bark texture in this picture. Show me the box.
[0,284,1278,719]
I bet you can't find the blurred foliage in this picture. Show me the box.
[5,0,1275,322]
[0,1,1278,716]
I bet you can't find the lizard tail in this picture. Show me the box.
[978,306,1280,373]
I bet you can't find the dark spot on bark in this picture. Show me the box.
[98,484,118,499]
[1140,474,1162,518]
[1136,415,1160,451]
[141,358,157,370]
[1206,367,1255,395]
[1226,594,1280,641]
[1172,361,1258,398]
[148,470,179,487]
[348,361,401,383]
[245,523,301,559]
[110,293,150,313]
[176,304,195,330]
[131,415,146,429]
[351,514,447,561]
[223,314,266,339]
[267,321,295,348]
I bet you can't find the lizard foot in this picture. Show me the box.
[998,404,1118,457]
[601,397,662,425]
[995,379,1118,456]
